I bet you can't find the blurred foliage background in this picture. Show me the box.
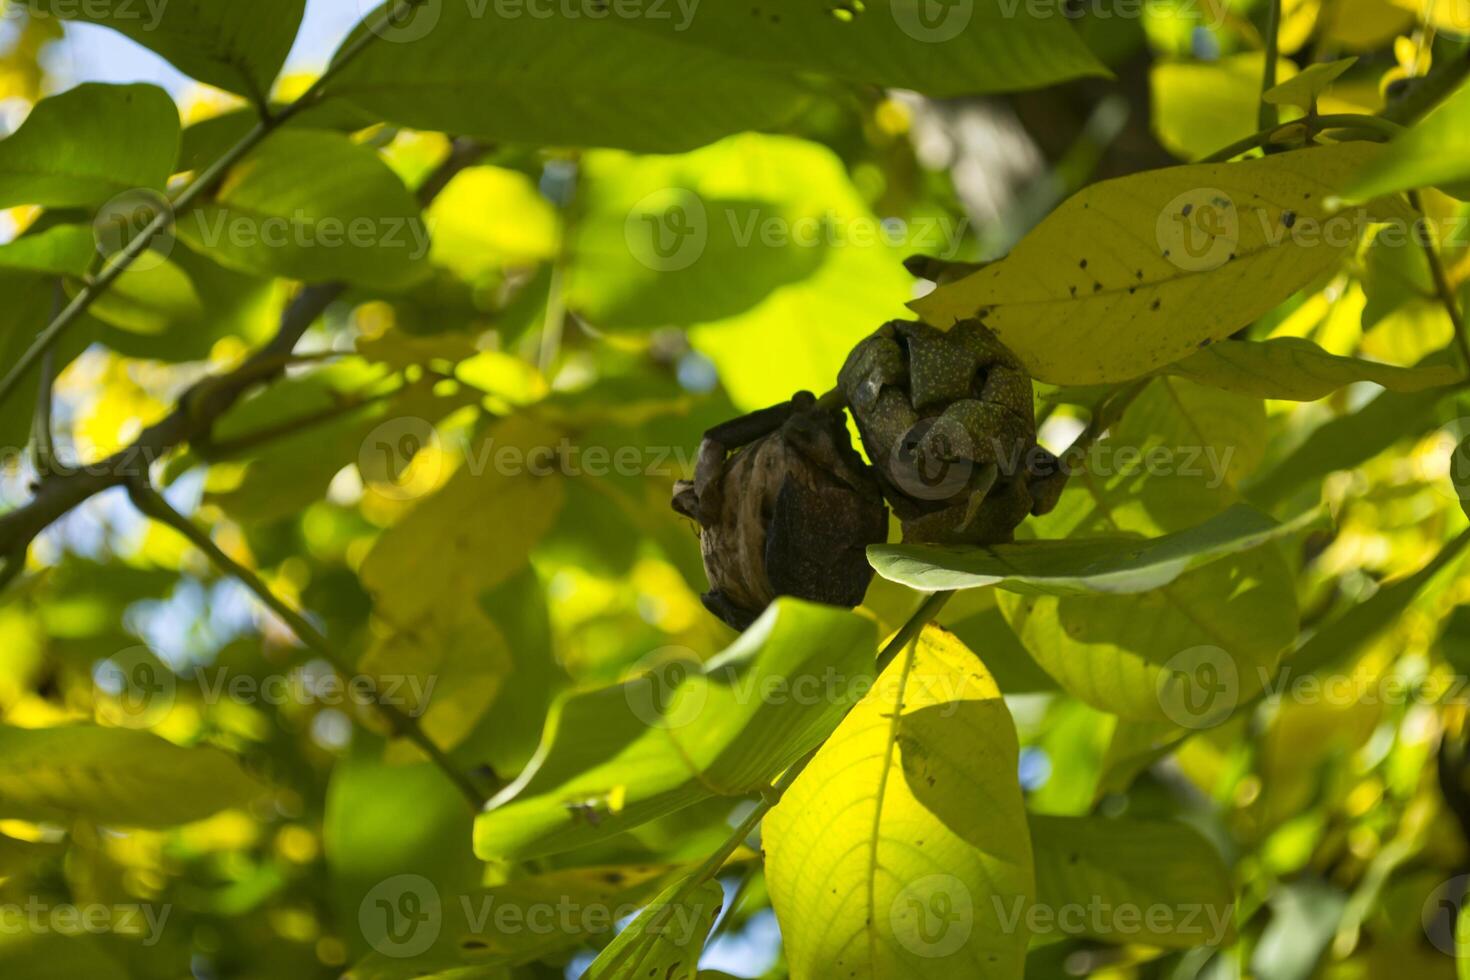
[0,0,1469,978]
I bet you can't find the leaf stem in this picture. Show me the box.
[1260,0,1282,132]
[123,476,490,810]
[1200,114,1404,163]
[30,281,65,477]
[0,0,412,412]
[1409,190,1470,371]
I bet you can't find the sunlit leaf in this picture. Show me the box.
[912,143,1406,384]
[1029,814,1236,948]
[0,82,178,208]
[324,5,811,152]
[176,130,430,289]
[1343,79,1470,200]
[1152,54,1299,161]
[0,724,265,826]
[1162,337,1460,399]
[475,599,876,860]
[1263,57,1357,112]
[583,877,722,980]
[765,626,1032,979]
[619,0,1108,95]
[25,0,306,99]
[870,504,1322,595]
[359,414,567,629]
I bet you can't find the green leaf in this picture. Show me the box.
[0,273,98,454]
[1262,57,1357,111]
[1243,383,1449,508]
[993,379,1298,722]
[1152,54,1299,161]
[1028,814,1236,948]
[911,143,1405,384]
[81,256,205,336]
[0,223,95,276]
[1456,435,1470,523]
[25,0,306,100]
[1459,898,1470,979]
[1162,337,1461,400]
[584,877,723,980]
[1341,78,1470,201]
[1002,545,1298,722]
[869,504,1324,595]
[0,83,179,209]
[208,370,477,524]
[324,6,811,152]
[764,627,1033,980]
[343,864,674,978]
[569,135,864,329]
[475,599,877,860]
[618,0,1108,96]
[359,415,568,629]
[0,724,265,826]
[175,129,430,289]
[360,605,512,755]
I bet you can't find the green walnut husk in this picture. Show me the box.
[839,318,1065,545]
[672,393,888,631]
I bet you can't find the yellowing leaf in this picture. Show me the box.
[764,627,1032,980]
[1152,54,1299,161]
[0,725,265,827]
[584,877,723,980]
[1029,814,1236,948]
[0,83,179,209]
[360,414,567,628]
[1342,80,1470,201]
[476,600,876,860]
[912,143,1400,384]
[1263,57,1358,112]
[427,166,559,281]
[1163,337,1460,399]
[362,607,512,756]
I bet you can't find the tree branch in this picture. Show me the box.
[0,139,486,570]
[124,475,490,809]
[0,0,415,411]
[1409,189,1470,370]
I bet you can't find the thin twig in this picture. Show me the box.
[0,0,414,411]
[0,139,485,573]
[1259,0,1283,132]
[30,281,65,477]
[198,384,404,461]
[1409,190,1470,371]
[1200,114,1404,163]
[123,476,489,809]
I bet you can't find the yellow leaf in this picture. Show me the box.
[765,626,1032,979]
[911,143,1398,385]
[360,414,566,627]
[1152,54,1300,161]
